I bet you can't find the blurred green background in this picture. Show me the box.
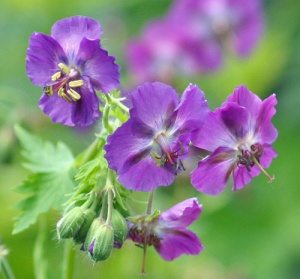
[1,0,300,278]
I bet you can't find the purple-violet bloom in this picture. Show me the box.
[26,16,120,127]
[168,0,264,61]
[191,85,278,195]
[104,82,209,191]
[128,198,204,261]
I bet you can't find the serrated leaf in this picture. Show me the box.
[13,125,75,234]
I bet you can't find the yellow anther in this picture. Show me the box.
[67,89,81,101]
[68,80,84,88]
[58,87,65,97]
[61,92,72,103]
[44,86,53,96]
[51,71,61,81]
[58,63,70,75]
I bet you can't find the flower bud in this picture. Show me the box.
[83,218,114,262]
[57,207,85,239]
[73,209,97,244]
[111,209,128,248]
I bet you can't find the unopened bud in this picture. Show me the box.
[73,209,97,244]
[111,209,128,248]
[57,207,85,239]
[84,218,114,262]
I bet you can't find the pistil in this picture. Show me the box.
[251,156,275,183]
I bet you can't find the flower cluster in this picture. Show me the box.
[126,0,264,84]
[25,15,278,273]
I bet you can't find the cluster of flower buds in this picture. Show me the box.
[56,190,128,262]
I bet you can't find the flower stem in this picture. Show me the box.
[0,248,15,279]
[140,190,155,275]
[252,156,275,182]
[62,240,75,279]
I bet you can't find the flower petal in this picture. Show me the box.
[26,33,66,86]
[154,228,203,261]
[160,198,202,227]
[70,77,100,126]
[39,93,74,126]
[51,16,102,56]
[256,94,278,144]
[191,146,237,195]
[76,38,120,93]
[130,82,179,130]
[118,156,175,191]
[173,84,209,134]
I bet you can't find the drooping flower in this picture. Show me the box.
[128,198,204,261]
[191,85,278,195]
[168,0,264,58]
[26,16,120,126]
[104,82,209,191]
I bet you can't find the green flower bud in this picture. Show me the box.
[57,207,85,239]
[73,209,97,244]
[84,218,114,262]
[111,209,128,248]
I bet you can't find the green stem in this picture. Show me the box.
[0,254,15,279]
[62,240,75,279]
[102,101,112,134]
[146,190,155,215]
[105,94,129,114]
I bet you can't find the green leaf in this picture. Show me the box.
[13,125,75,234]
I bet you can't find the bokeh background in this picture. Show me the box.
[1,0,300,278]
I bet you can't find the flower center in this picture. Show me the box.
[44,63,84,102]
[238,143,274,182]
[151,133,185,175]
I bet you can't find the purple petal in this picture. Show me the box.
[192,107,237,151]
[26,33,66,86]
[173,84,209,133]
[224,85,262,117]
[76,38,120,93]
[130,82,179,129]
[51,16,102,56]
[39,93,74,126]
[255,94,278,144]
[191,146,237,195]
[154,228,203,261]
[71,77,100,126]
[104,119,153,175]
[233,144,277,190]
[160,198,202,227]
[118,156,175,191]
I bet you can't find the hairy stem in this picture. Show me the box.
[62,240,75,279]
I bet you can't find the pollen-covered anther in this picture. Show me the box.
[58,87,64,97]
[69,80,84,88]
[61,92,72,102]
[58,63,71,75]
[44,86,53,96]
[51,71,62,81]
[67,89,81,101]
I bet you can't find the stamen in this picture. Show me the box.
[44,86,53,96]
[251,156,275,183]
[61,92,72,103]
[67,89,81,101]
[58,87,64,97]
[69,80,84,87]
[51,71,61,81]
[58,63,70,75]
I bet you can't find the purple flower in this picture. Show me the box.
[128,198,204,261]
[104,82,209,191]
[168,0,264,60]
[126,19,201,85]
[26,16,120,126]
[191,85,278,195]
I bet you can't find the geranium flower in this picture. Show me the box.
[191,85,278,195]
[26,16,120,126]
[104,82,209,191]
[168,0,264,58]
[128,198,204,261]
